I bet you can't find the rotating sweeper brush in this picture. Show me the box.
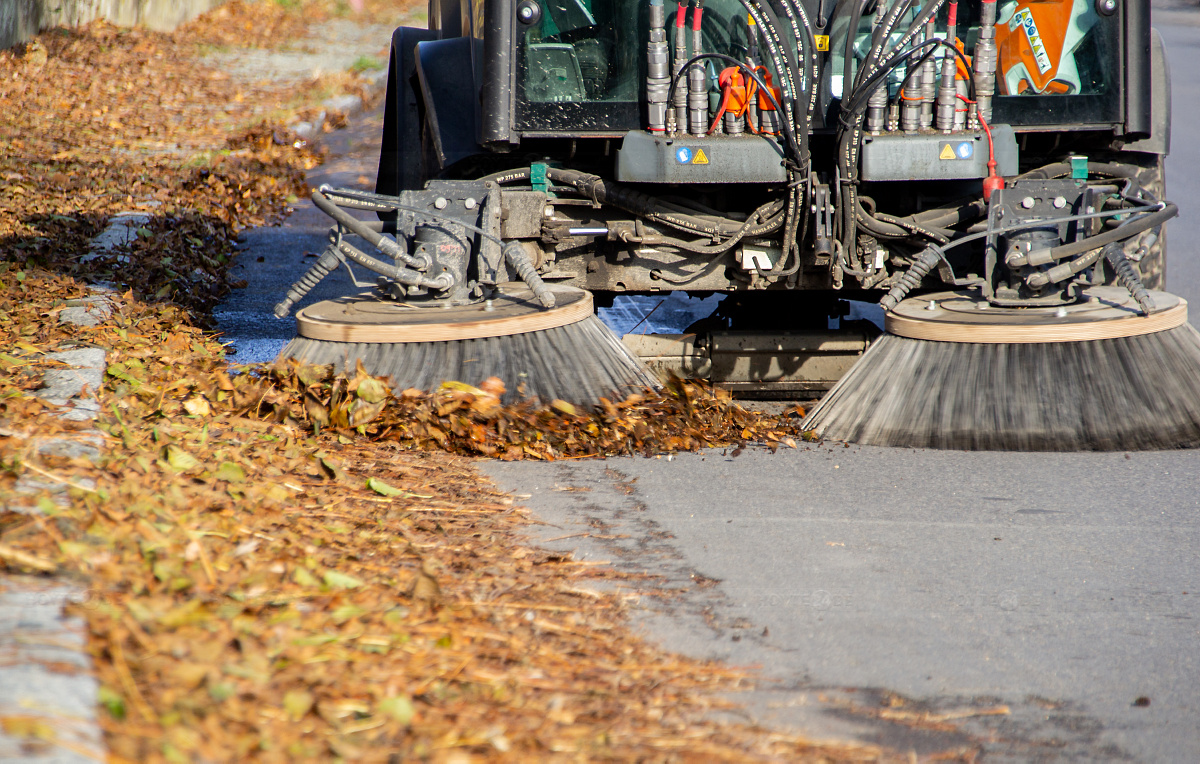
[802,286,1200,451]
[271,186,657,405]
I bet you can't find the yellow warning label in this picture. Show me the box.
[938,143,957,160]
[692,148,709,165]
[815,35,830,52]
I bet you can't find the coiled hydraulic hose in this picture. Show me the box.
[1104,243,1156,315]
[879,245,942,311]
[273,246,342,318]
[503,242,556,308]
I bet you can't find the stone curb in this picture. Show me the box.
[0,282,113,762]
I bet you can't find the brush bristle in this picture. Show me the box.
[279,314,660,406]
[802,324,1200,451]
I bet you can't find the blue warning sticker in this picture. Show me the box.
[676,146,693,164]
[956,141,973,159]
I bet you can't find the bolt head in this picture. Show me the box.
[1021,196,1036,209]
[464,197,477,209]
[434,197,448,209]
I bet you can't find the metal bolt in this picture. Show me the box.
[544,205,555,217]
[484,299,494,312]
[464,197,477,210]
[434,197,448,209]
[927,300,938,311]
[1021,197,1036,209]
[1055,306,1068,318]
[1052,196,1067,209]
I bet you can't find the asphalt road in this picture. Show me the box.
[218,10,1200,760]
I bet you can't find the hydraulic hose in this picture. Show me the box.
[333,238,453,290]
[503,241,556,308]
[311,188,427,270]
[1104,243,1156,315]
[879,245,942,311]
[1007,203,1177,266]
[273,246,342,318]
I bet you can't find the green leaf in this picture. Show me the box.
[213,461,246,483]
[283,689,314,722]
[366,477,405,497]
[331,604,366,623]
[98,686,126,720]
[163,444,200,471]
[322,569,364,589]
[208,681,236,702]
[292,567,320,588]
[378,695,415,726]
[355,376,388,404]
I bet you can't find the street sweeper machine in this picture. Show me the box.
[273,0,1200,450]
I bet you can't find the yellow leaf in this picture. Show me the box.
[158,599,207,629]
[171,663,209,689]
[182,396,211,417]
[550,400,577,416]
[378,696,415,726]
[438,381,486,396]
[283,689,314,722]
[323,570,364,589]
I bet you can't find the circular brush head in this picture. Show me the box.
[802,287,1200,451]
[278,283,660,406]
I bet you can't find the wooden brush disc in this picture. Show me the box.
[295,283,593,343]
[886,286,1188,344]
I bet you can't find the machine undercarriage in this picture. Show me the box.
[275,0,1174,398]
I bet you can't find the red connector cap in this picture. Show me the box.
[982,160,1004,201]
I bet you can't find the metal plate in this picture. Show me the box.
[615,130,788,184]
[295,283,593,343]
[859,124,1019,181]
[886,287,1187,343]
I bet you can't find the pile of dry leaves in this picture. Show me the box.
[200,360,808,460]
